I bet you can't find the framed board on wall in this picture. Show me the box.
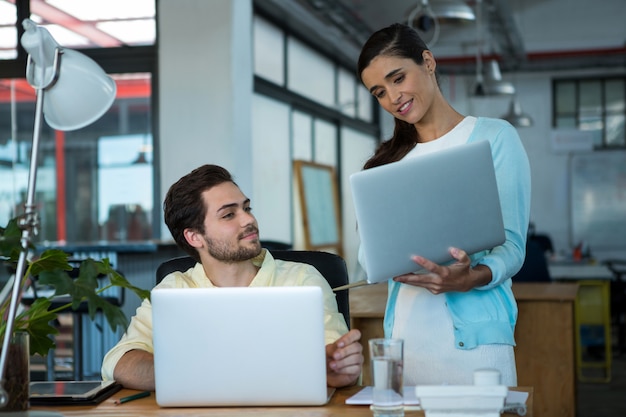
[570,151,626,249]
[293,160,343,256]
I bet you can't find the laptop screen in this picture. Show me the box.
[151,286,328,407]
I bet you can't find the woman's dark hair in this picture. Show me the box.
[357,23,431,170]
[163,164,236,261]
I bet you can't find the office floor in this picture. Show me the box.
[576,344,626,417]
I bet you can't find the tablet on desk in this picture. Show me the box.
[30,380,121,405]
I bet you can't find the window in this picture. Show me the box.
[1,0,156,244]
[0,74,154,242]
[287,37,335,108]
[553,77,626,148]
[252,15,375,125]
[0,1,17,59]
[0,0,156,60]
[251,15,379,254]
[337,68,357,118]
[253,15,284,86]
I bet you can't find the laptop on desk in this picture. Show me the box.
[151,286,328,407]
[350,140,505,285]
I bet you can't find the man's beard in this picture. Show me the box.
[202,227,262,263]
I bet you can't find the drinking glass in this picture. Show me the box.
[369,338,404,417]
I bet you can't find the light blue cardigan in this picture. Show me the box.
[383,117,531,349]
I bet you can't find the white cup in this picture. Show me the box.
[473,368,501,386]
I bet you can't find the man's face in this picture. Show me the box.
[197,182,262,263]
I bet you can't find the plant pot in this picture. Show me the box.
[1,331,29,412]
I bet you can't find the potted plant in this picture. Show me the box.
[0,217,150,410]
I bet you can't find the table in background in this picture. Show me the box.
[549,262,613,382]
[349,282,576,417]
[30,386,533,416]
[549,263,613,281]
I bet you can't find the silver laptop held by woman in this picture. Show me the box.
[350,140,505,284]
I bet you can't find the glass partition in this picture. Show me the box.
[0,74,153,243]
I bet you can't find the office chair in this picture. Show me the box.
[512,239,551,282]
[525,223,554,256]
[605,259,626,355]
[259,240,292,250]
[155,249,350,328]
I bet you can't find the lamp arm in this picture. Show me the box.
[0,87,46,409]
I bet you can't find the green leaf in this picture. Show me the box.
[108,269,151,301]
[1,217,151,358]
[0,218,24,261]
[38,269,75,298]
[29,249,73,276]
[16,298,60,356]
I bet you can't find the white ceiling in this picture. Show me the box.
[0,0,155,59]
[258,0,626,75]
[2,0,624,75]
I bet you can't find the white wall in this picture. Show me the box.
[251,94,292,243]
[156,0,625,268]
[158,0,253,239]
[440,68,626,262]
[340,127,378,281]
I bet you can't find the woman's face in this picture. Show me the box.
[360,52,437,125]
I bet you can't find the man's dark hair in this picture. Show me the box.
[163,164,235,261]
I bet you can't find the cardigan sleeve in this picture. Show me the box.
[468,118,531,289]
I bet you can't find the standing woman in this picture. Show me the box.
[357,23,531,386]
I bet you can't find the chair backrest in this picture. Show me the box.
[155,250,350,328]
[259,240,292,250]
[604,259,626,281]
[604,259,626,318]
[512,239,551,282]
[530,233,554,255]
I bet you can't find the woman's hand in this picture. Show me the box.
[392,247,492,293]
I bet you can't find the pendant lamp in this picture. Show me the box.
[474,59,515,96]
[472,0,514,96]
[502,97,533,127]
[408,0,475,46]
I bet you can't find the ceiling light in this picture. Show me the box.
[407,0,440,46]
[407,0,475,24]
[407,0,475,46]
[502,97,533,127]
[474,59,515,96]
[472,0,513,97]
[430,0,475,22]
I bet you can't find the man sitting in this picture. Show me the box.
[101,164,363,390]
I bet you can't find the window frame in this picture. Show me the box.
[552,76,626,149]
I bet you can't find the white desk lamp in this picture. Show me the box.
[0,18,116,409]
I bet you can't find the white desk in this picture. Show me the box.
[549,263,613,280]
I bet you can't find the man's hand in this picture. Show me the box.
[113,349,156,391]
[325,329,363,387]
